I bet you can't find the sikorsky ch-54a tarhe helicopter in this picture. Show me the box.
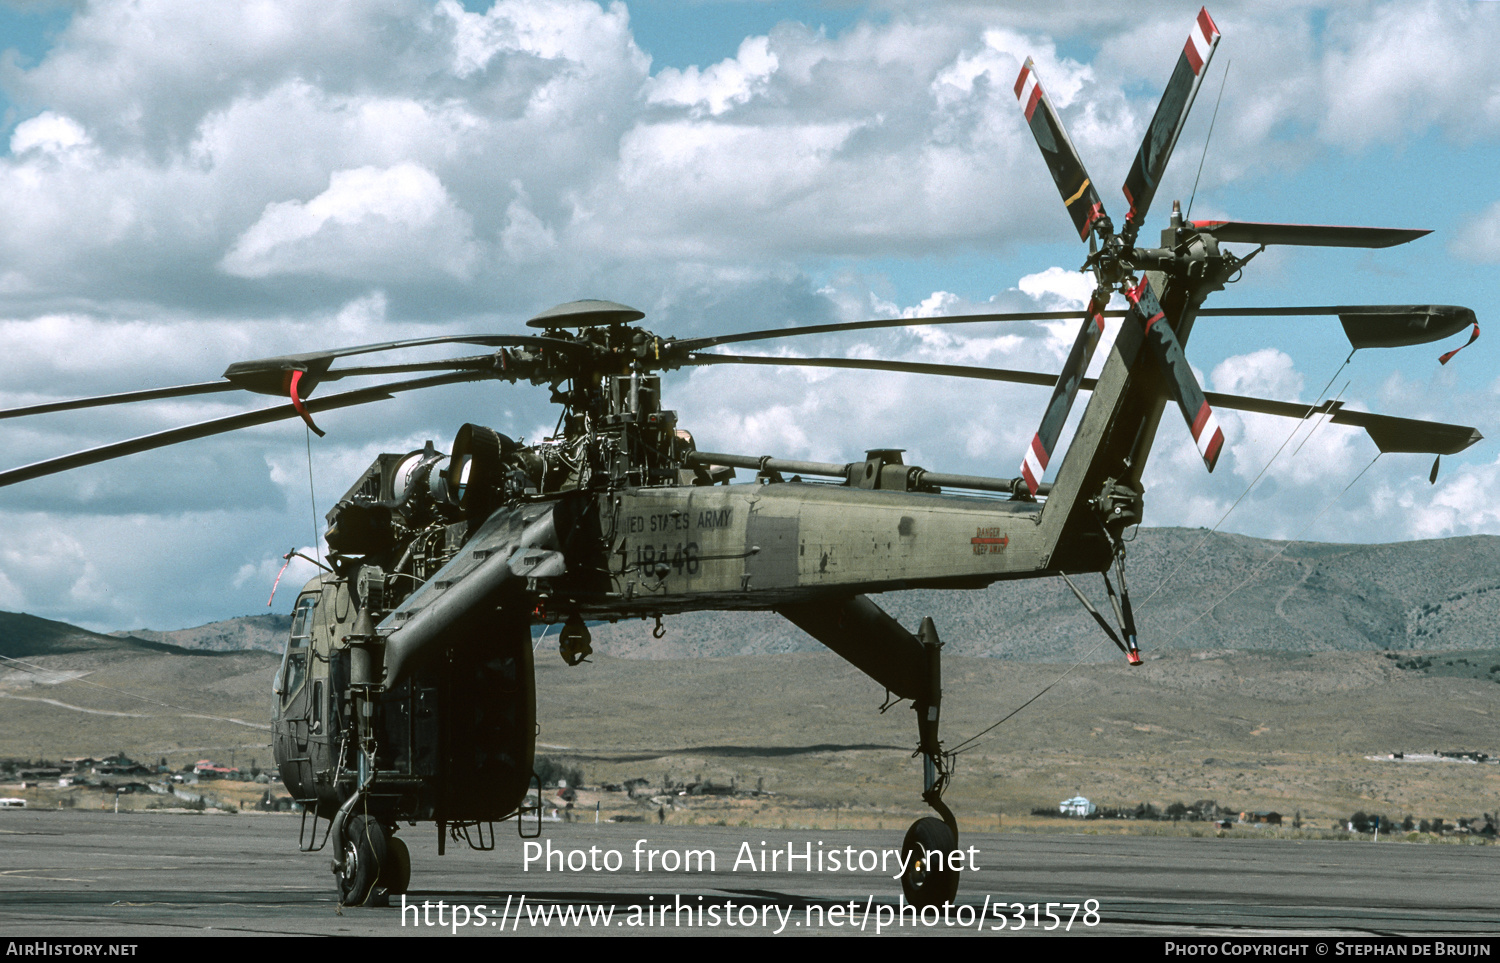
[0,8,1484,907]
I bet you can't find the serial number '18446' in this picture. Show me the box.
[636,542,700,576]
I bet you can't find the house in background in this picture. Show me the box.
[1060,795,1096,817]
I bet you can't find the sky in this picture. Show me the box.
[2,0,1499,633]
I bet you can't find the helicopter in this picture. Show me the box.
[0,7,1484,909]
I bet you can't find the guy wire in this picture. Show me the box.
[1155,450,1382,650]
[1137,348,1355,609]
[1290,379,1350,459]
[946,638,1107,755]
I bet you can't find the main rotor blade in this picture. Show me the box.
[0,371,487,489]
[1333,305,1475,350]
[1198,304,1474,350]
[0,354,502,421]
[1014,58,1108,241]
[1197,392,1483,455]
[671,303,1477,355]
[684,352,1060,387]
[668,310,1093,353]
[683,355,1482,456]
[1191,221,1430,248]
[1122,7,1221,235]
[306,354,499,383]
[0,381,241,420]
[223,334,577,394]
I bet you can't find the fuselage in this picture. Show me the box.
[595,481,1053,616]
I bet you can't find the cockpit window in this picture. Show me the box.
[289,594,317,641]
[276,594,317,706]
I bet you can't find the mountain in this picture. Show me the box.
[0,611,197,659]
[110,614,291,654]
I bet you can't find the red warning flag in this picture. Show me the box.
[1438,323,1480,365]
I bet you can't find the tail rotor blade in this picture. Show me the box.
[1014,58,1109,241]
[1122,7,1221,234]
[1127,277,1224,471]
[1018,294,1110,493]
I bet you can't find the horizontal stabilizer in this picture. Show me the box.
[1189,221,1430,248]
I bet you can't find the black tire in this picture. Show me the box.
[380,834,412,896]
[337,814,387,907]
[901,816,959,907]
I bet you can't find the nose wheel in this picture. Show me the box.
[336,813,388,907]
[381,834,411,898]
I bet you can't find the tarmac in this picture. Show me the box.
[0,810,1496,937]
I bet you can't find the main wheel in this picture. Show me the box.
[380,834,412,896]
[901,816,959,907]
[337,813,388,907]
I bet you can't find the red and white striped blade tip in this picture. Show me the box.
[1192,402,1225,471]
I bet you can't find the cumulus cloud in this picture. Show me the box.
[1017,266,1096,309]
[1315,0,1500,148]
[1402,454,1500,539]
[1212,347,1303,400]
[7,0,1488,317]
[646,35,779,116]
[9,112,90,155]
[221,162,481,280]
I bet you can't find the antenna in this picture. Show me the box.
[1186,59,1231,222]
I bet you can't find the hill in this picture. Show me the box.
[111,614,290,654]
[0,611,197,659]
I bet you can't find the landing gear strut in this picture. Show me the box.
[776,598,964,906]
[332,644,393,908]
[902,617,960,907]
